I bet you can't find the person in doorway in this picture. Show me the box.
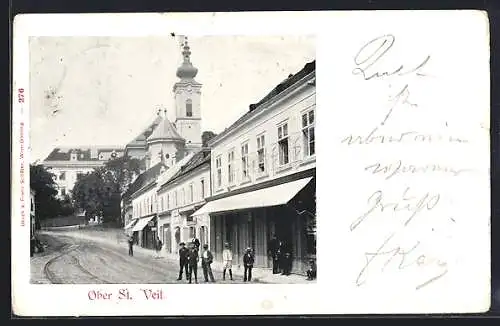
[155,236,162,258]
[128,234,134,256]
[243,247,255,282]
[306,259,317,281]
[201,244,215,282]
[177,242,189,281]
[267,234,280,274]
[187,241,199,284]
[222,242,233,281]
[276,240,284,274]
[281,240,293,276]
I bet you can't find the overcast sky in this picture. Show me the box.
[29,35,315,163]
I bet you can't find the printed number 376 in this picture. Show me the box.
[18,88,24,103]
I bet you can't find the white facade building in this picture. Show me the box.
[157,148,211,255]
[193,61,316,273]
[42,146,124,198]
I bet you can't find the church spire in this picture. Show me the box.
[176,36,198,80]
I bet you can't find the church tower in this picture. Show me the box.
[173,36,202,153]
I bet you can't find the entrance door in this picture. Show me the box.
[199,226,206,246]
[174,227,181,252]
[163,224,171,253]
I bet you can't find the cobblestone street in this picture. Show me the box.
[31,230,309,284]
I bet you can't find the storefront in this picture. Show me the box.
[196,172,316,274]
[130,214,157,249]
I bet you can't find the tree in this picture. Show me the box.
[72,155,142,226]
[30,164,67,227]
[202,131,217,147]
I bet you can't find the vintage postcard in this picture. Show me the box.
[12,11,490,316]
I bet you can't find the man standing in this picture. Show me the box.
[201,244,215,282]
[281,240,293,276]
[187,242,199,284]
[128,234,134,256]
[243,247,255,282]
[155,236,162,258]
[177,242,189,281]
[222,242,233,281]
[267,234,279,274]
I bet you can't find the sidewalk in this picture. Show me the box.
[41,230,313,284]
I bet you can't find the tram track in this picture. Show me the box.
[43,243,111,284]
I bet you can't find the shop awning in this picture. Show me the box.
[123,218,138,230]
[191,177,313,217]
[131,216,155,232]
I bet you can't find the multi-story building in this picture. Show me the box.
[42,146,124,197]
[193,61,316,274]
[157,148,211,255]
[122,36,206,248]
[126,162,166,248]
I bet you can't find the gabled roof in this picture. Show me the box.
[208,60,315,146]
[163,148,210,187]
[122,162,167,200]
[147,116,184,143]
[126,115,163,148]
[44,147,124,161]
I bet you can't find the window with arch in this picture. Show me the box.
[186,99,193,117]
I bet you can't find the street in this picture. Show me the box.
[31,231,259,284]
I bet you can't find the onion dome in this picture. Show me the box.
[176,37,198,80]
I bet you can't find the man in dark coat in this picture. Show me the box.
[281,240,293,276]
[243,247,255,282]
[128,235,134,256]
[201,244,215,282]
[177,242,189,281]
[267,234,280,274]
[187,242,199,284]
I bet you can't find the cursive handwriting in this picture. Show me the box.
[356,232,448,290]
[365,160,473,180]
[350,187,441,231]
[352,34,431,81]
[341,126,469,146]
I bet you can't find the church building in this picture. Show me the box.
[122,37,205,247]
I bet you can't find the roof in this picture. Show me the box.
[122,162,167,200]
[44,147,124,161]
[165,148,211,186]
[147,116,184,143]
[209,60,315,146]
[126,115,163,148]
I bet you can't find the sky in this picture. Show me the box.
[29,35,316,163]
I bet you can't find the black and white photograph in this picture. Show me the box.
[28,35,317,285]
[12,11,490,317]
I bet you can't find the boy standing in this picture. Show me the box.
[222,243,233,281]
[201,244,215,282]
[243,247,255,282]
[128,234,134,256]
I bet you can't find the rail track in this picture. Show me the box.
[43,244,111,284]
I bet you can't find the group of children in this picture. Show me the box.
[177,240,256,283]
